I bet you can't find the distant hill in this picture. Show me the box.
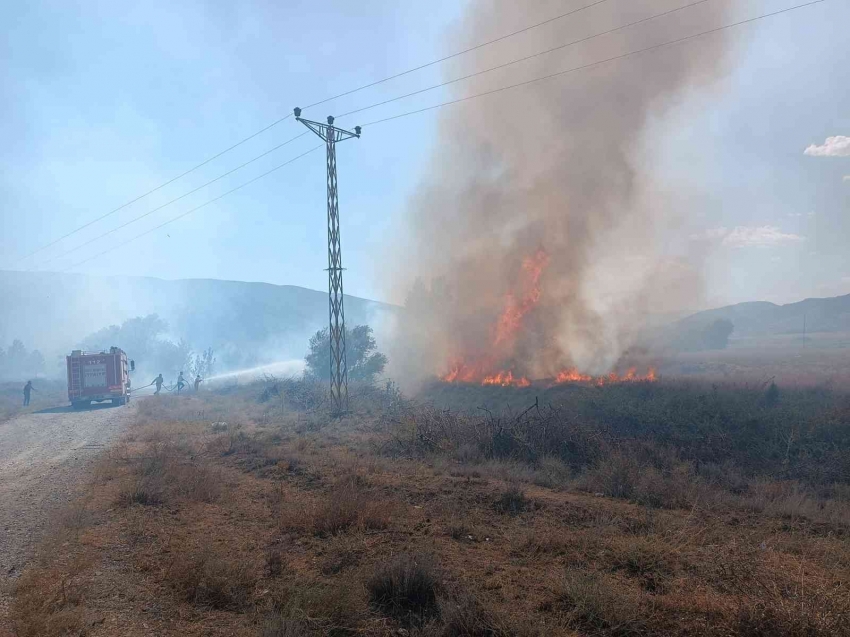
[0,270,396,368]
[672,293,850,343]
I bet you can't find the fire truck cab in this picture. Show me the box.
[66,347,133,409]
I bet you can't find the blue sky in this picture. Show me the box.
[1,0,848,307]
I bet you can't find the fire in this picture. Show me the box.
[438,246,657,390]
[553,367,657,387]
[493,249,549,346]
[439,247,550,386]
[482,371,531,388]
[555,368,593,383]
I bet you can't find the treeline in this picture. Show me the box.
[0,340,45,380]
[81,314,215,380]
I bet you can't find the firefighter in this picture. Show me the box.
[152,373,164,394]
[176,371,186,393]
[23,380,36,406]
[194,375,203,392]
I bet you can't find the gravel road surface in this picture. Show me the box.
[0,402,135,621]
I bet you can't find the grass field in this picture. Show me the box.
[0,379,67,424]
[10,377,850,636]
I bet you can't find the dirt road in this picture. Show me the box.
[0,402,135,620]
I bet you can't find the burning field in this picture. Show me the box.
[388,0,736,390]
[437,248,657,388]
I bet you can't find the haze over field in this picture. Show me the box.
[3,3,850,636]
[0,0,848,383]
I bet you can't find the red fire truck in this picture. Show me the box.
[66,347,134,408]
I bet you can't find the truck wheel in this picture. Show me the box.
[113,396,126,406]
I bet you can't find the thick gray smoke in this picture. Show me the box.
[388,0,736,385]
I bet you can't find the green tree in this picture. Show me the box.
[189,347,216,378]
[305,325,387,384]
[81,314,169,362]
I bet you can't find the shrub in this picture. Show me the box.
[168,547,256,610]
[116,475,164,507]
[280,481,393,536]
[493,486,529,516]
[440,594,510,637]
[367,553,441,625]
[547,570,646,635]
[10,568,85,637]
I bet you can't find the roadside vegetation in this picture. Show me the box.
[11,377,850,636]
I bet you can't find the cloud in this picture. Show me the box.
[689,227,729,241]
[691,226,804,248]
[804,135,850,157]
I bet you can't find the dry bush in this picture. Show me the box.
[440,594,512,637]
[545,570,647,636]
[710,546,850,636]
[734,600,850,637]
[280,478,393,536]
[265,545,286,578]
[734,478,850,527]
[170,461,223,503]
[116,473,165,507]
[167,546,257,611]
[115,434,223,507]
[265,581,360,632]
[10,567,86,637]
[607,538,675,595]
[493,486,529,516]
[319,537,361,575]
[576,451,702,510]
[367,553,442,626]
[510,528,573,559]
[445,520,475,541]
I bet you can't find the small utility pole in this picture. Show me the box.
[294,108,361,414]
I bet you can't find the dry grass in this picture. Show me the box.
[277,476,394,536]
[167,546,257,610]
[367,553,441,626]
[546,570,648,635]
[9,378,850,636]
[9,566,87,637]
[0,379,67,424]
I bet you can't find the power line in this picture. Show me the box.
[360,0,827,128]
[338,0,714,119]
[301,0,613,111]
[44,0,827,274]
[60,146,322,272]
[32,132,308,270]
[14,113,293,264]
[14,1,612,265]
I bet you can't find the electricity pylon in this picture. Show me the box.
[294,108,361,414]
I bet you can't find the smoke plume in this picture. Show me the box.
[388,0,736,386]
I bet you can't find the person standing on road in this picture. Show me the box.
[176,372,186,393]
[152,374,164,395]
[194,375,203,392]
[23,380,35,406]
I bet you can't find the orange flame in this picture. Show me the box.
[437,247,657,390]
[482,371,531,388]
[553,367,658,387]
[555,368,593,383]
[493,249,549,346]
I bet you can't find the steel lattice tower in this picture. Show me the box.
[294,108,361,414]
